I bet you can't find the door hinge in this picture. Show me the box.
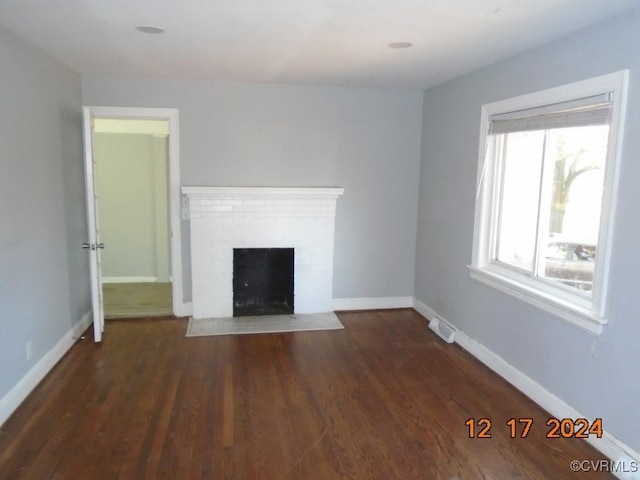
[83,243,105,250]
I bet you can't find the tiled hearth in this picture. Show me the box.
[182,187,344,319]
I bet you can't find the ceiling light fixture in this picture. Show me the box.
[388,42,413,49]
[136,25,165,34]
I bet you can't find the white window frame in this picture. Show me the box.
[470,71,629,335]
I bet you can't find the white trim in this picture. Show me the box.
[102,276,159,284]
[182,302,193,317]
[182,186,344,198]
[332,296,413,311]
[83,106,184,318]
[603,438,640,480]
[592,71,629,318]
[412,299,640,479]
[412,297,437,320]
[0,310,92,427]
[469,266,604,336]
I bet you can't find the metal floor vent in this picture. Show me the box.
[429,315,455,344]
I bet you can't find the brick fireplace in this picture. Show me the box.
[182,187,344,319]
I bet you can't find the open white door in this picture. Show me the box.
[82,107,105,342]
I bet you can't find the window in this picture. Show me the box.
[471,71,628,335]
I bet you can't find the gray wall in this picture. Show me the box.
[0,27,89,399]
[95,133,170,281]
[82,77,424,302]
[415,12,640,451]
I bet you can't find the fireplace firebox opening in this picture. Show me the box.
[233,248,294,317]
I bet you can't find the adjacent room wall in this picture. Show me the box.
[415,12,640,452]
[95,133,170,282]
[82,77,424,303]
[0,27,89,407]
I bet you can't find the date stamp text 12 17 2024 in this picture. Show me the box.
[465,417,603,439]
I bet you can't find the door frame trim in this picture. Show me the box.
[84,106,185,317]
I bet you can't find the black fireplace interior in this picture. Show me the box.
[233,248,294,317]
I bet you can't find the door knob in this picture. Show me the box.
[96,243,105,249]
[82,243,92,249]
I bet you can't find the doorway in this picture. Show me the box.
[94,118,172,317]
[83,107,183,340]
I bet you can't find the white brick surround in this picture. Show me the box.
[182,187,344,319]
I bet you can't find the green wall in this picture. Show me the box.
[95,133,170,282]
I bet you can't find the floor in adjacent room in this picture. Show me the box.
[0,309,613,479]
[102,282,173,318]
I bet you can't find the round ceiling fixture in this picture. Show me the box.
[136,25,165,34]
[388,42,413,49]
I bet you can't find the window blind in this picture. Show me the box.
[489,93,613,134]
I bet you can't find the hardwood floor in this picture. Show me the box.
[0,309,613,479]
[103,282,173,318]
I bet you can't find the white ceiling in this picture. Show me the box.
[0,0,637,89]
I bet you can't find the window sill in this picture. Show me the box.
[468,266,606,336]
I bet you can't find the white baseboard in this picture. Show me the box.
[412,298,640,479]
[102,276,159,284]
[0,310,92,428]
[332,296,413,311]
[412,298,436,320]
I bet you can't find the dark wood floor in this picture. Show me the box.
[0,309,612,479]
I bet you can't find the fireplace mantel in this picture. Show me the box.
[182,186,344,319]
[182,186,344,198]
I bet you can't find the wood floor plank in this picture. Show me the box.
[0,310,614,479]
[223,364,234,448]
[103,282,173,318]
